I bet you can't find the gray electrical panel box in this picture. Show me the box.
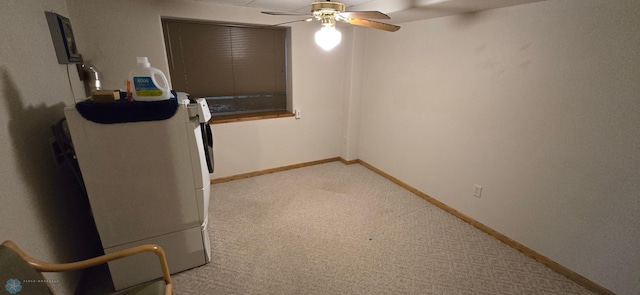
[45,11,81,64]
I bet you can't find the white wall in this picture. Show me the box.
[0,1,99,294]
[356,0,640,294]
[65,0,348,178]
[340,27,366,161]
[43,0,639,293]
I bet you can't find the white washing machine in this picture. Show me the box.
[64,96,212,290]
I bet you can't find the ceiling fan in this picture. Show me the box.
[262,0,401,50]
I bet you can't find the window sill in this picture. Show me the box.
[209,110,294,124]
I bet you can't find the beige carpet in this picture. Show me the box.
[171,161,595,294]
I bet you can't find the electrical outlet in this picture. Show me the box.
[294,109,301,119]
[473,185,483,198]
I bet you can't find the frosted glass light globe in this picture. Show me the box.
[315,26,341,51]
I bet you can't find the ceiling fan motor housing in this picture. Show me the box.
[311,1,345,14]
[312,1,345,26]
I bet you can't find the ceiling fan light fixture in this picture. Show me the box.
[315,26,341,51]
[262,1,400,50]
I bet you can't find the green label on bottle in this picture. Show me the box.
[133,76,162,97]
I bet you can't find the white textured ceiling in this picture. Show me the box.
[195,0,547,23]
[195,0,374,13]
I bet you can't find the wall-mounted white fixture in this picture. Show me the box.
[473,185,483,198]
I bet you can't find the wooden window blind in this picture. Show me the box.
[162,19,287,115]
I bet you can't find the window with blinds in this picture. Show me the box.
[162,19,289,116]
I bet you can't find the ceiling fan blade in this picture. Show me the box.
[339,11,390,20]
[261,18,314,28]
[261,11,311,16]
[345,18,401,32]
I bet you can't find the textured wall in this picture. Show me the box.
[0,1,99,294]
[356,1,640,294]
[64,0,347,179]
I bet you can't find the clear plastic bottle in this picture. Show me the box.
[128,57,171,101]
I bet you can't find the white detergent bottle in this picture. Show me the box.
[128,57,171,101]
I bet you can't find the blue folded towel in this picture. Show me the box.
[76,95,179,124]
